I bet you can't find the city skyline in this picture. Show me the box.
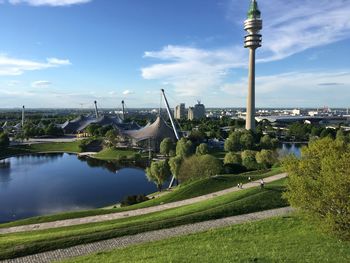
[1,0,350,108]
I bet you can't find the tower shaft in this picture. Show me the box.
[246,49,256,130]
[244,0,262,131]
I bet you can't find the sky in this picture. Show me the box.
[0,0,350,109]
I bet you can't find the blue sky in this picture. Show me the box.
[0,0,350,108]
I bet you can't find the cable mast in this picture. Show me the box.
[161,89,180,140]
[160,89,180,188]
[121,100,126,120]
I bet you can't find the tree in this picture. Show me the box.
[240,132,255,150]
[146,160,171,191]
[196,143,209,155]
[176,138,193,158]
[44,123,64,137]
[178,154,222,182]
[271,138,279,149]
[320,128,335,139]
[283,138,350,240]
[105,129,120,147]
[224,131,241,152]
[241,150,258,170]
[86,124,101,136]
[0,132,10,149]
[256,149,278,168]
[260,135,272,149]
[287,123,311,141]
[224,152,242,165]
[160,138,175,156]
[169,156,182,185]
[336,129,348,143]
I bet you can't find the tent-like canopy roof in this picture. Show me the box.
[62,115,124,134]
[124,116,176,142]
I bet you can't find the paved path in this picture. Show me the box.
[1,207,294,263]
[0,173,287,235]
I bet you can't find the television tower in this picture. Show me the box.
[244,0,262,131]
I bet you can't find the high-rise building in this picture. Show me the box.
[188,101,205,120]
[174,103,186,119]
[188,107,194,121]
[244,0,262,131]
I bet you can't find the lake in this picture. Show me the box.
[0,153,156,223]
[278,143,304,158]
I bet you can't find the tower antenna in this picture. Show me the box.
[244,0,262,131]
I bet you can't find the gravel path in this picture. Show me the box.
[1,207,294,263]
[0,173,287,235]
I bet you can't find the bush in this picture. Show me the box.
[0,132,10,149]
[120,194,150,207]
[283,138,350,240]
[146,160,171,191]
[196,143,209,155]
[178,154,222,182]
[78,139,90,152]
[256,150,278,168]
[241,150,259,170]
[223,163,246,174]
[160,138,175,156]
[224,152,242,165]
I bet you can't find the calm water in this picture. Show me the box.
[0,154,156,223]
[278,143,303,158]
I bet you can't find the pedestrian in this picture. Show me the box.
[248,176,251,182]
[260,179,264,189]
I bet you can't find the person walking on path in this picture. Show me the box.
[260,179,264,189]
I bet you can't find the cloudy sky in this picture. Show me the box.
[0,0,350,108]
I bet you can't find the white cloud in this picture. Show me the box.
[0,54,71,76]
[221,70,350,107]
[46,57,71,65]
[31,80,52,88]
[142,45,245,96]
[7,0,91,6]
[142,1,350,97]
[231,0,350,62]
[122,90,134,95]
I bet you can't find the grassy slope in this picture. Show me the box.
[0,179,288,260]
[65,215,350,263]
[0,168,282,228]
[0,142,82,159]
[93,148,138,160]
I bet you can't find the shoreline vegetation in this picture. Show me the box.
[0,142,145,161]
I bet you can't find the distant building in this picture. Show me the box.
[292,109,307,116]
[174,103,186,119]
[188,101,205,120]
[188,107,194,120]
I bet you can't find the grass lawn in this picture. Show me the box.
[210,149,226,159]
[23,141,82,153]
[65,214,350,263]
[0,179,288,260]
[0,168,282,229]
[0,141,82,159]
[93,147,140,160]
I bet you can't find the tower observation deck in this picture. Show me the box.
[244,0,262,131]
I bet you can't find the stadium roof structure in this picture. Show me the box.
[62,115,131,134]
[124,116,176,142]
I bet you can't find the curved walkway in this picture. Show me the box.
[0,173,287,235]
[1,207,294,263]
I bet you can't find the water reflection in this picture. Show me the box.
[0,153,156,223]
[0,160,11,184]
[278,143,303,158]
